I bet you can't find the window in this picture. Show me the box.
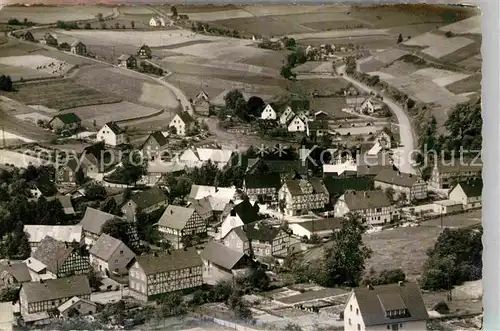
[357,324,361,331]
[350,304,353,311]
[356,308,359,315]
[387,326,390,330]
[348,318,351,325]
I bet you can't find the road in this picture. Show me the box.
[336,64,416,174]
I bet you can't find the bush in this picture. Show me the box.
[433,301,450,314]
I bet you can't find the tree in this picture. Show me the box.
[212,279,233,302]
[224,89,245,110]
[101,198,119,215]
[96,13,104,21]
[397,33,403,43]
[131,21,135,29]
[114,22,120,29]
[88,262,103,290]
[75,168,86,186]
[321,213,372,287]
[285,38,296,49]
[113,151,146,184]
[0,75,13,92]
[102,218,132,247]
[84,22,91,29]
[246,96,265,117]
[363,267,406,286]
[67,307,80,318]
[228,293,253,320]
[171,6,178,18]
[163,173,192,203]
[280,66,295,80]
[85,183,106,200]
[157,293,187,318]
[384,187,395,201]
[246,266,270,291]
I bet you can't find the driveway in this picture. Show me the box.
[337,64,416,174]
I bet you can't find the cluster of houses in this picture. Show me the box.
[14,31,87,56]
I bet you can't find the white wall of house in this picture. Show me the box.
[90,255,109,277]
[279,106,294,125]
[169,114,189,136]
[448,185,481,210]
[261,104,277,120]
[220,214,244,239]
[96,124,126,146]
[287,116,307,132]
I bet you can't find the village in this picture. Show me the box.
[0,2,483,331]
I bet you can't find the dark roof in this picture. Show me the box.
[51,113,81,124]
[342,190,392,210]
[80,207,116,235]
[323,176,374,197]
[297,217,343,233]
[232,199,260,225]
[242,222,281,243]
[244,172,281,189]
[71,40,84,47]
[0,262,31,283]
[136,247,202,275]
[453,179,483,198]
[374,168,421,187]
[130,187,167,209]
[201,240,246,270]
[105,122,122,134]
[21,275,91,304]
[353,282,429,326]
[308,121,329,131]
[248,159,307,176]
[118,54,134,61]
[190,197,213,220]
[139,44,151,52]
[176,111,195,124]
[143,131,167,148]
[34,178,57,197]
[358,165,394,177]
[32,236,76,274]
[284,178,328,196]
[89,233,135,269]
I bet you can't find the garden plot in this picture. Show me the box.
[211,90,275,107]
[182,9,253,21]
[438,15,481,35]
[403,32,474,59]
[0,55,73,79]
[0,64,54,82]
[412,68,470,87]
[59,101,159,127]
[310,98,355,120]
[445,73,481,95]
[0,5,114,24]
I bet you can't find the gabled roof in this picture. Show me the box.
[24,225,82,244]
[294,217,343,233]
[34,178,57,197]
[21,275,91,304]
[353,282,428,326]
[71,40,84,47]
[139,44,151,51]
[0,262,31,283]
[89,233,135,267]
[247,159,307,176]
[118,54,134,61]
[195,90,210,102]
[284,178,328,196]
[452,179,482,198]
[104,122,122,135]
[135,247,202,275]
[323,176,374,197]
[342,190,392,210]
[189,197,213,219]
[57,195,75,215]
[129,187,167,210]
[80,207,116,235]
[175,111,195,124]
[142,131,167,149]
[244,172,281,189]
[157,205,196,230]
[201,240,246,270]
[188,185,236,200]
[31,236,77,274]
[51,113,81,124]
[58,296,96,313]
[231,199,260,225]
[374,168,421,187]
[242,221,281,243]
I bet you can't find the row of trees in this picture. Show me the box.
[0,75,13,92]
[7,18,35,26]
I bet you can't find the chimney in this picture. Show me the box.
[398,281,404,287]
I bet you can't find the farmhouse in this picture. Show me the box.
[308,120,329,137]
[137,44,152,59]
[323,176,374,206]
[201,240,251,285]
[30,179,57,199]
[156,205,206,249]
[429,159,482,190]
[374,168,427,202]
[19,275,91,315]
[0,262,31,288]
[89,234,136,278]
[279,106,295,125]
[342,97,366,113]
[261,104,277,120]
[169,111,195,136]
[128,248,202,302]
[80,207,129,246]
[70,41,86,55]
[58,296,97,319]
[188,197,214,225]
[287,114,307,133]
[243,172,281,203]
[314,111,331,121]
[448,179,482,210]
[24,225,83,252]
[40,32,57,46]
[344,84,360,96]
[27,236,90,279]
[149,16,166,27]
[334,190,395,225]
[344,282,428,331]
[19,31,36,42]
[121,187,168,220]
[141,131,168,161]
[278,178,329,216]
[360,98,384,115]
[117,54,137,69]
[220,199,260,238]
[97,122,127,146]
[323,160,358,178]
[289,217,343,239]
[193,91,211,116]
[49,113,81,131]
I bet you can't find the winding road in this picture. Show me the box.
[337,64,416,174]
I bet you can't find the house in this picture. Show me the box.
[40,32,57,46]
[19,275,91,315]
[246,158,308,181]
[24,225,83,252]
[96,122,127,146]
[178,146,234,169]
[432,199,464,215]
[448,179,482,210]
[169,111,195,136]
[57,157,81,184]
[189,185,237,201]
[117,54,137,69]
[70,40,86,55]
[0,262,31,288]
[79,144,120,178]
[137,44,152,59]
[220,199,260,238]
[342,97,366,113]
[323,160,358,178]
[193,91,211,116]
[344,84,360,96]
[27,236,89,279]
[156,205,206,249]
[308,120,329,137]
[279,106,295,125]
[30,178,57,199]
[323,176,374,206]
[243,172,281,203]
[149,16,166,27]
[200,240,251,285]
[189,197,215,225]
[429,159,482,190]
[334,190,395,225]
[289,217,343,239]
[20,31,35,42]
[360,98,383,114]
[344,282,428,331]
[287,114,307,133]
[314,111,331,121]
[54,195,75,215]
[121,187,168,220]
[374,168,427,202]
[89,234,135,279]
[140,131,168,161]
[278,178,329,216]
[58,296,97,319]
[49,113,81,131]
[261,104,277,120]
[128,248,202,302]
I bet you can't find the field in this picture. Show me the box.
[0,55,73,82]
[438,15,481,35]
[213,16,312,36]
[182,9,253,22]
[286,28,390,41]
[358,48,409,72]
[0,5,115,24]
[445,73,482,95]
[291,78,349,95]
[59,101,160,127]
[310,97,356,120]
[5,79,122,111]
[403,32,475,59]
[116,5,155,15]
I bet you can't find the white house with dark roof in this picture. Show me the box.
[429,159,482,190]
[169,111,195,136]
[279,105,295,125]
[278,178,329,216]
[448,179,482,210]
[374,168,427,202]
[149,16,166,27]
[96,122,127,146]
[58,296,97,319]
[193,90,211,116]
[70,40,86,55]
[89,233,136,279]
[287,114,308,133]
[289,217,343,239]
[200,240,251,285]
[220,199,260,238]
[334,190,396,225]
[178,146,234,169]
[344,282,428,331]
[261,104,277,120]
[156,205,206,248]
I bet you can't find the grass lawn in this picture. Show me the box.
[291,78,349,95]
